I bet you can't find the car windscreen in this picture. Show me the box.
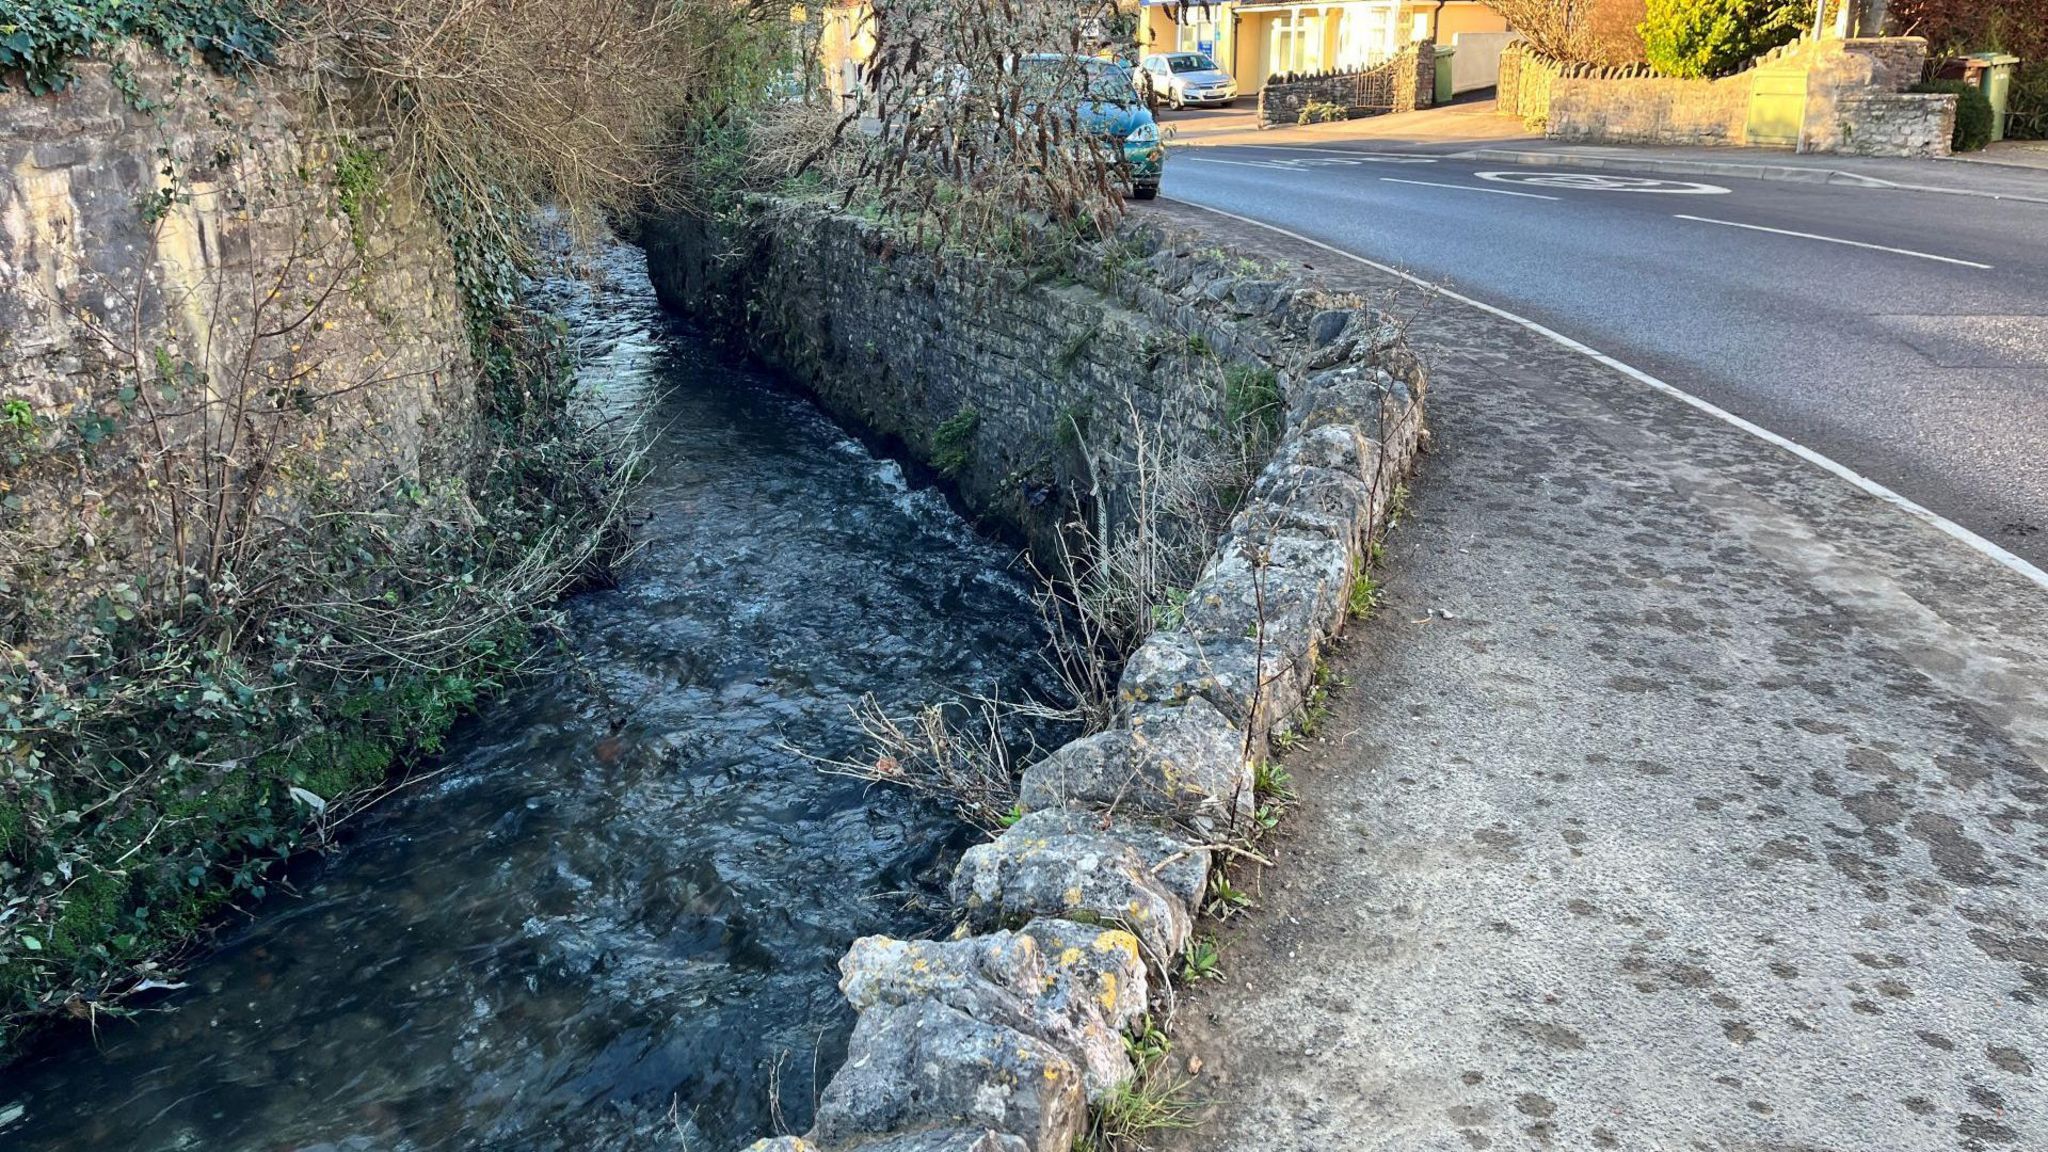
[1166,54,1217,74]
[1017,57,1136,103]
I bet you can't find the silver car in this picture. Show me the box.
[1137,52,1239,109]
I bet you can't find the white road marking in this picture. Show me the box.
[1381,177,1557,200]
[1188,144,1438,163]
[1672,214,1994,269]
[1477,170,1731,194]
[1160,196,2048,593]
[1178,156,1309,171]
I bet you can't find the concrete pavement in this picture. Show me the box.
[1158,97,1536,149]
[1139,197,2048,1152]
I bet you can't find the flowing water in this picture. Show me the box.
[0,244,1059,1152]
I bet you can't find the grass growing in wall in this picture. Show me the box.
[932,408,979,477]
[1223,363,1283,442]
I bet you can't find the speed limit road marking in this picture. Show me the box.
[1475,170,1733,194]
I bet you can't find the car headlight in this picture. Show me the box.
[1127,122,1159,145]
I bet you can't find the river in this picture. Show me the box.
[0,243,1059,1151]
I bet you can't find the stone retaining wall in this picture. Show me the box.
[0,51,474,664]
[1829,90,1955,156]
[642,200,1425,1151]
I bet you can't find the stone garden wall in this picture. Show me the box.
[642,200,1426,1152]
[1496,45,1659,127]
[1255,43,1435,127]
[1501,35,1954,157]
[1547,70,1752,145]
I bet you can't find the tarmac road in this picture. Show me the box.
[1161,140,2048,567]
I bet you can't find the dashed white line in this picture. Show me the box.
[1178,155,1309,172]
[1672,214,1994,268]
[1380,177,1557,200]
[1160,196,2048,592]
[1182,144,1439,163]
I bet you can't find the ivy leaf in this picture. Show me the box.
[20,935,41,951]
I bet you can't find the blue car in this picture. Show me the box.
[1016,54,1163,200]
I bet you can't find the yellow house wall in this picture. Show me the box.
[1229,4,1427,93]
[804,1,873,107]
[1234,10,1277,92]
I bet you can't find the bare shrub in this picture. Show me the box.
[812,358,1272,818]
[1040,372,1274,728]
[1484,0,1646,64]
[742,97,860,186]
[803,695,1030,833]
[276,0,790,245]
[761,0,1147,249]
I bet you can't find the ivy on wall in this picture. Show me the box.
[0,0,275,95]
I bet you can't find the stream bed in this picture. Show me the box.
[0,244,1058,1151]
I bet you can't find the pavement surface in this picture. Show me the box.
[1158,96,1535,148]
[1132,190,2048,1151]
[1159,133,2048,569]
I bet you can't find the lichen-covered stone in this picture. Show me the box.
[1016,919,1150,1033]
[950,810,1210,961]
[1233,465,1376,547]
[838,921,1148,1096]
[1272,422,1380,484]
[744,1139,818,1152]
[810,1000,1085,1152]
[842,1130,1028,1152]
[1178,530,1353,699]
[1116,629,1305,742]
[1016,697,1252,836]
[1292,364,1400,434]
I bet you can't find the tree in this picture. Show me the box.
[1485,0,1651,64]
[1640,0,1806,78]
[1891,0,2048,61]
[1485,0,1598,61]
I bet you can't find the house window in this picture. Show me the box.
[1269,11,1324,77]
[1337,5,1394,68]
[1176,17,1220,57]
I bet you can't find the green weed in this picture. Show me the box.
[1205,871,1252,919]
[1253,760,1294,804]
[333,144,382,254]
[1222,364,1282,441]
[1082,1017,1196,1150]
[1348,571,1383,620]
[1179,935,1224,983]
[1148,586,1189,631]
[932,408,979,477]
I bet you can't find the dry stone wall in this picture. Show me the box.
[643,200,1425,1152]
